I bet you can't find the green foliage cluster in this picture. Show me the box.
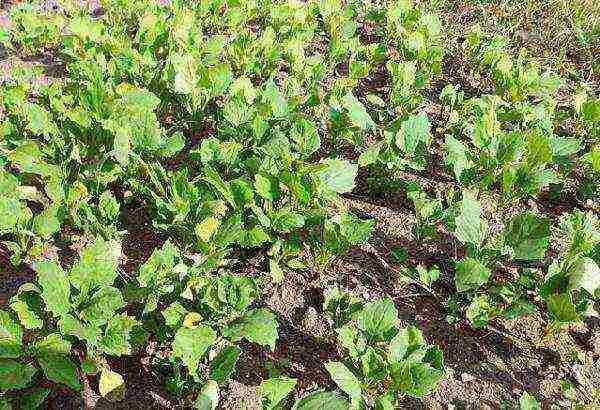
[0,0,598,408]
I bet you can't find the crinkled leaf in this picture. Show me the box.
[100,314,138,356]
[80,287,125,326]
[69,238,121,291]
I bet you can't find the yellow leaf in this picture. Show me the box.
[195,216,220,242]
[183,312,203,329]
[99,368,125,401]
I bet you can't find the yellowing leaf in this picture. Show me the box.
[195,217,220,242]
[183,312,203,329]
[99,368,125,401]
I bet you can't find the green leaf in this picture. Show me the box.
[455,258,492,292]
[35,260,71,317]
[325,361,362,403]
[172,325,216,377]
[223,308,278,351]
[20,387,50,409]
[80,287,125,326]
[258,376,297,410]
[291,118,321,157]
[209,346,241,384]
[549,135,582,157]
[203,166,236,208]
[37,353,80,390]
[519,391,541,410]
[292,391,350,410]
[69,238,121,291]
[100,314,138,356]
[444,135,472,179]
[454,190,488,246]
[263,79,289,118]
[569,257,600,296]
[396,112,431,156]
[505,212,550,261]
[255,174,280,201]
[0,359,36,391]
[193,380,219,410]
[546,293,579,323]
[357,298,398,341]
[316,158,358,194]
[360,347,387,383]
[0,310,23,358]
[195,216,220,242]
[33,203,61,239]
[342,92,376,130]
[466,294,495,328]
[388,326,425,364]
[525,131,552,168]
[33,333,71,356]
[9,300,43,330]
[162,302,187,327]
[390,361,443,398]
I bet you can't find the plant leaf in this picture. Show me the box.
[357,298,398,341]
[223,308,278,351]
[325,361,362,403]
[455,257,492,292]
[171,325,216,377]
[35,260,71,317]
[454,190,488,246]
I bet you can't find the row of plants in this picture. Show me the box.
[0,0,598,407]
